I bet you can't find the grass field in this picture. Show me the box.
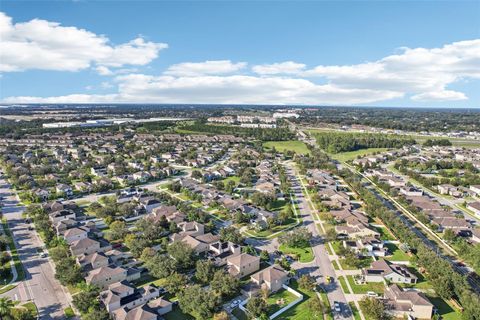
[427,295,462,320]
[263,140,311,155]
[346,275,385,294]
[385,243,410,262]
[279,244,315,263]
[266,288,299,315]
[275,279,324,320]
[329,148,389,162]
[1,219,25,282]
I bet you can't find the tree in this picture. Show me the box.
[147,255,177,279]
[108,220,128,241]
[11,308,34,320]
[164,272,188,294]
[298,274,316,291]
[191,170,203,180]
[0,297,14,317]
[359,297,389,320]
[72,287,100,314]
[220,226,244,244]
[325,228,337,242]
[167,241,195,269]
[196,260,215,284]
[278,227,312,248]
[82,308,110,320]
[177,285,219,320]
[307,295,324,319]
[210,270,240,298]
[246,295,268,319]
[443,229,456,242]
[260,250,270,262]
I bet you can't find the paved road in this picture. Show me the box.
[0,177,70,319]
[285,164,353,320]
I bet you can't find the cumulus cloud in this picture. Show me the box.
[0,12,167,72]
[252,61,306,75]
[164,60,247,76]
[302,39,480,102]
[4,73,402,105]
[2,32,479,104]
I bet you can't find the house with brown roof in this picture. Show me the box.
[100,281,161,313]
[250,265,289,293]
[227,253,260,278]
[384,284,433,319]
[363,260,417,284]
[86,266,128,289]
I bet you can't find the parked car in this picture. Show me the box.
[366,291,378,297]
[333,301,341,312]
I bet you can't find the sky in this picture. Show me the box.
[0,0,479,107]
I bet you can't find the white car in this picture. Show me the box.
[333,301,341,312]
[366,291,378,297]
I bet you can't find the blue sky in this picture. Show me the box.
[1,1,479,107]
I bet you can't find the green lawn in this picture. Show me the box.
[164,305,195,320]
[246,218,298,238]
[339,256,373,270]
[64,307,75,318]
[349,302,362,320]
[338,276,350,294]
[266,288,299,315]
[1,219,25,282]
[427,295,462,320]
[279,244,314,263]
[375,226,396,241]
[385,243,410,261]
[263,140,311,155]
[21,302,38,317]
[329,148,389,162]
[346,275,385,294]
[276,279,324,320]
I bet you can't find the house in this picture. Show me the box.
[469,185,480,197]
[250,265,289,293]
[384,284,433,319]
[78,252,110,272]
[177,221,205,237]
[437,184,458,196]
[33,188,49,201]
[387,176,405,187]
[400,186,423,197]
[70,237,101,256]
[85,266,128,289]
[363,260,417,284]
[227,253,260,278]
[100,281,161,313]
[207,241,241,266]
[49,209,76,224]
[467,201,480,216]
[91,166,107,177]
[179,235,209,254]
[344,237,387,257]
[62,227,89,244]
[56,184,73,197]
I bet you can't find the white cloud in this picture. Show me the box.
[0,12,167,72]
[252,61,306,75]
[4,74,402,105]
[164,60,247,76]
[302,39,480,101]
[2,35,479,104]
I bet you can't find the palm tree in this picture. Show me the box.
[0,297,14,317]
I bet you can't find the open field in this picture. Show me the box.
[263,140,311,155]
[329,148,389,162]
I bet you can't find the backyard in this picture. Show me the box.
[345,275,385,294]
[279,244,315,263]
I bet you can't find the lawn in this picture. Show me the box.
[1,219,25,282]
[275,279,325,320]
[349,302,362,320]
[263,140,311,155]
[427,295,462,320]
[246,218,298,238]
[329,148,389,162]
[164,305,195,320]
[338,276,350,294]
[346,275,385,294]
[266,288,299,315]
[375,226,396,241]
[64,307,75,318]
[279,244,314,263]
[385,243,410,262]
[339,256,373,270]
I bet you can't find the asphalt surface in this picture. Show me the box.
[0,177,70,319]
[285,165,353,320]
